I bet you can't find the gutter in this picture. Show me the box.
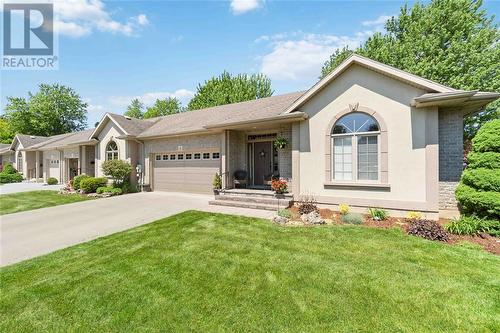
[203,112,308,130]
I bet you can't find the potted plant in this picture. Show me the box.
[273,137,288,150]
[271,177,288,197]
[212,172,222,195]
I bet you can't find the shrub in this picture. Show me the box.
[461,168,500,192]
[47,177,58,185]
[118,179,138,193]
[271,178,288,194]
[471,119,500,153]
[101,160,132,185]
[368,208,388,221]
[298,195,318,215]
[212,173,222,189]
[80,177,108,193]
[406,211,422,220]
[444,215,494,236]
[96,186,122,195]
[277,209,291,218]
[0,172,23,183]
[407,220,449,242]
[2,163,17,174]
[455,184,500,219]
[339,203,350,215]
[341,213,363,225]
[73,174,90,190]
[467,152,500,169]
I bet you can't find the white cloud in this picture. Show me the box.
[230,0,263,15]
[87,104,105,113]
[361,15,392,27]
[52,0,149,38]
[109,89,195,107]
[258,31,371,81]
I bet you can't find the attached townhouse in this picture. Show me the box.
[1,55,498,218]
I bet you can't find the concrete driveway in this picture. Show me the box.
[0,182,63,195]
[0,192,273,266]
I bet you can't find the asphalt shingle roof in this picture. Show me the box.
[31,129,95,149]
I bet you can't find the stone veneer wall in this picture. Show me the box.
[277,124,293,191]
[438,109,463,210]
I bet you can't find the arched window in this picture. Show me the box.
[106,141,119,160]
[331,112,380,181]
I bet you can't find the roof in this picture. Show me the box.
[137,91,305,138]
[412,91,500,108]
[30,129,96,150]
[0,144,11,155]
[91,113,160,139]
[284,54,458,114]
[11,134,50,150]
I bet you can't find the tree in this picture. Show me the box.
[0,117,14,144]
[188,71,273,110]
[144,97,182,119]
[4,83,87,136]
[124,98,144,119]
[101,160,132,186]
[321,0,499,140]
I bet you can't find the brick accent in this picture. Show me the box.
[439,181,459,210]
[438,110,463,182]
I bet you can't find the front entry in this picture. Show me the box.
[253,141,272,186]
[68,158,79,180]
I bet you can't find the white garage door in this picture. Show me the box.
[153,152,220,194]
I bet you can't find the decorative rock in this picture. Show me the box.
[272,216,289,225]
[301,211,325,225]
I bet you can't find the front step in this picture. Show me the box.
[215,194,292,206]
[209,200,290,211]
[209,189,293,211]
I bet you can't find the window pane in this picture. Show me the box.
[333,137,352,180]
[170,154,176,160]
[194,153,201,160]
[178,154,184,160]
[358,135,378,181]
[332,112,379,134]
[185,154,192,160]
[162,154,168,160]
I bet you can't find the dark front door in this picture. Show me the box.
[253,141,272,185]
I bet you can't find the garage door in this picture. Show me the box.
[153,152,220,194]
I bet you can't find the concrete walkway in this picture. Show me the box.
[0,182,63,195]
[0,192,274,266]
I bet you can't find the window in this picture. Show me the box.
[155,155,161,161]
[185,153,192,160]
[203,153,210,159]
[194,153,201,160]
[177,154,184,160]
[162,154,169,160]
[212,152,220,159]
[106,141,119,160]
[170,154,176,160]
[331,112,380,182]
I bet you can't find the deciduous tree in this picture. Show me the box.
[144,97,182,118]
[124,98,144,119]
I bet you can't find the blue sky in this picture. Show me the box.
[2,0,499,127]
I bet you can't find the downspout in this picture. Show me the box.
[133,139,145,191]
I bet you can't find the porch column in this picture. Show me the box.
[81,146,86,175]
[35,151,40,182]
[291,122,301,197]
[220,130,228,189]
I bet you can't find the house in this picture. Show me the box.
[1,55,498,218]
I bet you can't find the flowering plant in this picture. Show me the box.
[271,178,288,194]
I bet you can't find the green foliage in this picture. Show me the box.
[188,71,273,110]
[368,208,388,221]
[321,0,500,140]
[0,172,23,184]
[80,177,108,193]
[467,152,500,169]
[0,117,14,144]
[341,213,364,225]
[455,184,500,219]
[461,168,500,192]
[4,83,87,137]
[144,97,182,118]
[273,137,288,150]
[73,174,90,190]
[445,215,499,236]
[212,173,222,189]
[124,98,144,119]
[47,177,58,185]
[277,209,292,218]
[2,163,16,174]
[101,160,132,185]
[471,119,500,153]
[407,220,449,242]
[96,187,123,195]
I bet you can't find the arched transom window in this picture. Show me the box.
[331,112,380,181]
[106,141,119,160]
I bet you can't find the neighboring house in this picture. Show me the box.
[0,55,498,218]
[0,143,14,171]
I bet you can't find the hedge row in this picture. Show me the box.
[0,172,23,184]
[455,184,500,219]
[461,168,500,192]
[471,119,500,153]
[467,152,500,169]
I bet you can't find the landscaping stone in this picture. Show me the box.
[272,215,289,225]
[301,211,325,225]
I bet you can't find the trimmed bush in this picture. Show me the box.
[455,184,500,219]
[341,213,363,225]
[471,119,500,153]
[47,177,58,185]
[2,163,17,174]
[444,215,499,236]
[73,174,90,190]
[461,168,500,192]
[0,172,23,184]
[407,220,449,242]
[101,160,131,186]
[80,177,108,193]
[467,152,500,169]
[96,186,123,195]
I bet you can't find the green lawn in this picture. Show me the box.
[1,211,499,332]
[0,191,94,215]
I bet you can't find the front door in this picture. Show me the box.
[253,141,272,185]
[68,158,79,180]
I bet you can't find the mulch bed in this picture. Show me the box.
[284,206,500,255]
